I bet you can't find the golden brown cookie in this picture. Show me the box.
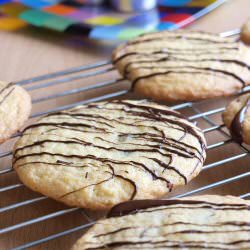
[113,30,250,102]
[0,81,31,144]
[223,92,250,144]
[241,18,250,45]
[72,195,250,250]
[13,100,206,210]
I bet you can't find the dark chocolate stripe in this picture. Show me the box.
[124,58,250,77]
[94,221,250,238]
[109,203,250,217]
[107,199,250,218]
[113,47,239,65]
[126,133,204,160]
[14,138,195,162]
[131,67,246,90]
[0,82,14,95]
[46,113,115,128]
[60,163,137,200]
[146,157,187,184]
[162,229,250,236]
[60,176,114,198]
[128,33,236,46]
[84,239,250,250]
[0,87,15,106]
[114,100,183,118]
[23,122,106,133]
[0,82,15,106]
[96,135,200,164]
[14,152,173,190]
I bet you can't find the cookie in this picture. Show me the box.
[223,92,250,144]
[113,30,250,102]
[13,100,206,210]
[72,195,250,250]
[241,18,250,45]
[0,81,31,144]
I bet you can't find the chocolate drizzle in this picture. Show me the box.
[0,82,14,95]
[230,96,250,143]
[94,221,250,238]
[113,31,249,92]
[124,58,250,78]
[128,31,237,45]
[113,47,240,65]
[0,82,15,106]
[77,197,250,250]
[84,240,250,250]
[130,68,246,91]
[107,199,250,218]
[14,100,206,201]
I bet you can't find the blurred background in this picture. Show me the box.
[0,0,248,80]
[0,0,227,41]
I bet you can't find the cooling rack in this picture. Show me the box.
[0,29,250,250]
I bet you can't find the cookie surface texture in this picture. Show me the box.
[0,81,31,144]
[72,195,250,250]
[223,92,250,144]
[13,100,206,210]
[113,30,250,102]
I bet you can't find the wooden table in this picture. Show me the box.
[0,0,249,249]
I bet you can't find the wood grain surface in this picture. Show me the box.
[0,0,250,249]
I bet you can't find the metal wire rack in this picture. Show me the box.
[0,30,250,250]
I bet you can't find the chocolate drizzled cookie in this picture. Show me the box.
[113,30,250,102]
[223,92,250,144]
[13,100,206,210]
[72,195,250,250]
[0,81,31,144]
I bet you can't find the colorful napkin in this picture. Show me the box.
[0,0,226,40]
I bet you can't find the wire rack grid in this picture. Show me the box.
[0,36,250,250]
